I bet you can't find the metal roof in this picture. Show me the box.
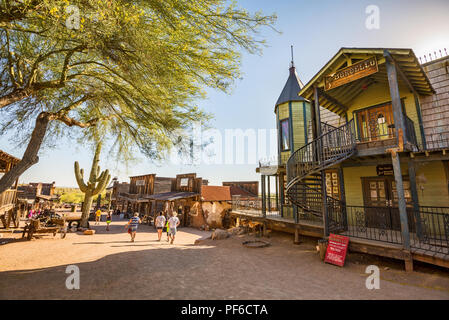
[298,48,435,116]
[145,191,199,201]
[275,66,306,109]
[201,185,231,201]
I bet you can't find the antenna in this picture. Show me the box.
[290,45,294,68]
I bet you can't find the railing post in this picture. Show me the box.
[391,152,411,250]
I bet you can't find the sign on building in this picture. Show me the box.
[325,56,378,91]
[136,180,145,186]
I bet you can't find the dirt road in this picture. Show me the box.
[1,216,449,299]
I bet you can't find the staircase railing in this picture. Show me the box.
[285,120,356,219]
[286,119,356,189]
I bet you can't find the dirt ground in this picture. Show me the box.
[1,215,449,300]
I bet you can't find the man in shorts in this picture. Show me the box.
[155,212,166,241]
[168,212,180,244]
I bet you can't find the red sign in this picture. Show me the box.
[324,234,349,267]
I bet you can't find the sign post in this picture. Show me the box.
[324,234,350,267]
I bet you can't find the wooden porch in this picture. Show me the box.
[229,209,449,270]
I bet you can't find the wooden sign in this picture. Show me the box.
[325,57,378,91]
[376,164,394,176]
[324,234,349,267]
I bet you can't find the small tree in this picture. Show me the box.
[74,142,110,227]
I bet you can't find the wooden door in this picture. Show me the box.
[362,177,415,231]
[357,104,394,142]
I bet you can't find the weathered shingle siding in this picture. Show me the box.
[420,57,449,142]
[320,106,344,127]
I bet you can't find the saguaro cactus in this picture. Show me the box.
[74,143,111,228]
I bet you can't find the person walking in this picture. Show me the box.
[165,219,170,242]
[106,210,112,231]
[95,208,102,225]
[125,212,141,242]
[167,212,180,244]
[155,212,166,241]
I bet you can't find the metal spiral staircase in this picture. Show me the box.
[285,120,357,224]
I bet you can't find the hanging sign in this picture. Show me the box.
[325,56,378,91]
[324,234,349,267]
[376,164,394,176]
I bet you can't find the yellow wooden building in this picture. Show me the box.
[234,47,449,270]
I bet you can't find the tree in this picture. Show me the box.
[0,0,277,193]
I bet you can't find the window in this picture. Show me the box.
[280,119,290,151]
[180,178,189,187]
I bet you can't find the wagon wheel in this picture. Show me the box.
[68,220,79,229]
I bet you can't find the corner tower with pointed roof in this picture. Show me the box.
[275,52,311,166]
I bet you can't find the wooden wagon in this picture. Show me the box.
[22,218,67,240]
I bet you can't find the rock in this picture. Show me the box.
[83,229,95,235]
[211,229,229,240]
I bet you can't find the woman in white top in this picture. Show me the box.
[155,212,166,241]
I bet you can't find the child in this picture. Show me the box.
[106,211,112,231]
[165,219,170,242]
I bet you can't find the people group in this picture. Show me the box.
[125,211,180,244]
[91,208,182,244]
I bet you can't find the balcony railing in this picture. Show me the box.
[231,195,280,218]
[0,189,17,209]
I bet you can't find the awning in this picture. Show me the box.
[146,191,199,201]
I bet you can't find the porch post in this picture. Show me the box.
[314,86,328,237]
[321,170,329,237]
[338,167,348,230]
[275,174,279,211]
[267,175,271,213]
[391,152,411,250]
[385,51,408,146]
[279,173,284,217]
[313,86,322,138]
[261,174,266,218]
[408,159,423,239]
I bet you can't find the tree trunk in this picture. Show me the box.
[81,193,93,228]
[0,112,49,194]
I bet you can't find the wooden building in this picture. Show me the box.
[233,48,449,270]
[118,174,174,215]
[189,185,232,229]
[147,173,206,227]
[0,150,21,228]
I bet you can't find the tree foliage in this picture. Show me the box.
[0,0,277,192]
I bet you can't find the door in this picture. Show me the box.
[357,104,394,142]
[362,177,415,231]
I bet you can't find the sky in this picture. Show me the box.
[1,0,449,187]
